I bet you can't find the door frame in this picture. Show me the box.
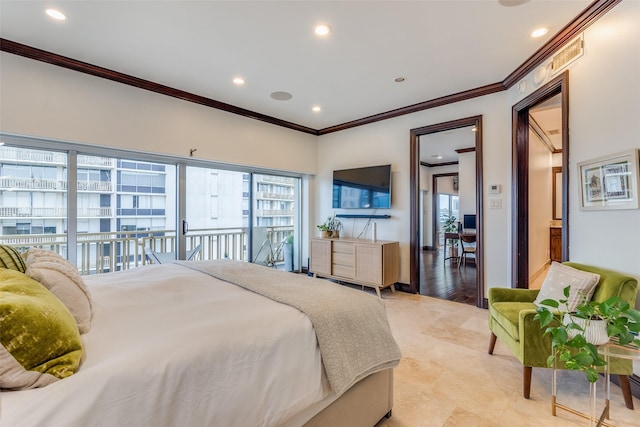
[409,115,484,307]
[511,71,569,288]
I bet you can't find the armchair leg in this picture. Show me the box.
[523,366,532,399]
[488,332,497,355]
[618,375,634,410]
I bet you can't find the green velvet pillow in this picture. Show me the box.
[0,244,26,272]
[0,269,83,390]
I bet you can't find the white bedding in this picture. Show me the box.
[0,263,329,427]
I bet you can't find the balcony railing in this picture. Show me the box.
[0,147,66,165]
[0,207,114,218]
[0,226,293,275]
[255,209,294,216]
[255,191,294,201]
[0,147,113,168]
[0,178,113,192]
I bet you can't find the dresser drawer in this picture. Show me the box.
[332,264,355,278]
[332,241,354,255]
[332,251,354,266]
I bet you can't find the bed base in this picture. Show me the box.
[303,369,393,427]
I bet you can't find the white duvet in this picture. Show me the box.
[0,263,329,427]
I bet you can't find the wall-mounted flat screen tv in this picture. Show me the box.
[332,165,391,209]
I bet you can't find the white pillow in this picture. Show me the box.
[533,262,600,312]
[23,248,94,334]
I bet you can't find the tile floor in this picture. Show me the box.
[374,291,638,427]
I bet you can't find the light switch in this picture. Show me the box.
[489,198,502,209]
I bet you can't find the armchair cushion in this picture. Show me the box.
[490,302,535,341]
[533,262,600,311]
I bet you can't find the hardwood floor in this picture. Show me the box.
[419,248,477,306]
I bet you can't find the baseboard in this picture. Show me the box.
[394,282,413,293]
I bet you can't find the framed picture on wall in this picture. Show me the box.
[578,149,640,210]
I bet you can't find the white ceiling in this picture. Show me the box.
[0,0,590,131]
[420,127,476,164]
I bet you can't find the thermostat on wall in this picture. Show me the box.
[489,184,501,194]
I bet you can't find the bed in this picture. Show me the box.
[0,258,401,427]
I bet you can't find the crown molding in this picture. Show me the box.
[0,38,318,136]
[0,0,620,135]
[502,0,620,88]
[318,82,504,135]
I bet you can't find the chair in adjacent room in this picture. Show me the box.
[487,262,637,409]
[457,233,476,268]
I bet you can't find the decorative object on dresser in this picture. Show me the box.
[317,213,343,238]
[309,237,399,298]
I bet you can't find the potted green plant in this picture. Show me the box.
[317,223,331,238]
[534,286,640,383]
[326,214,343,238]
[318,214,343,238]
[443,214,458,256]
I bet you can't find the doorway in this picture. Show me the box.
[409,115,484,307]
[512,71,569,288]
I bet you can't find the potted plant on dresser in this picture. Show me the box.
[317,214,343,238]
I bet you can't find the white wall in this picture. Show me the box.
[316,93,511,286]
[508,0,640,298]
[0,53,318,175]
[458,151,476,218]
[317,1,640,293]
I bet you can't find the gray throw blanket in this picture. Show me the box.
[176,259,401,397]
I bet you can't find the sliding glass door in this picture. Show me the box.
[0,136,303,275]
[251,173,300,270]
[0,146,68,256]
[184,166,248,262]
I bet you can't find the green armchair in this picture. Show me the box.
[488,262,638,409]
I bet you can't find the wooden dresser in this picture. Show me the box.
[309,237,399,297]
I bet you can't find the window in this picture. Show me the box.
[1,140,302,275]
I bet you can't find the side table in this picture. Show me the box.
[598,339,640,426]
[551,339,640,427]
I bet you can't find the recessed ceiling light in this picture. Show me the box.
[312,106,322,113]
[432,155,443,160]
[270,91,293,101]
[45,8,66,21]
[531,27,549,38]
[232,77,245,86]
[394,77,406,83]
[314,24,331,36]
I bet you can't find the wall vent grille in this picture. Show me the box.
[551,34,584,74]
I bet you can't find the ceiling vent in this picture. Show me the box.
[551,34,584,74]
